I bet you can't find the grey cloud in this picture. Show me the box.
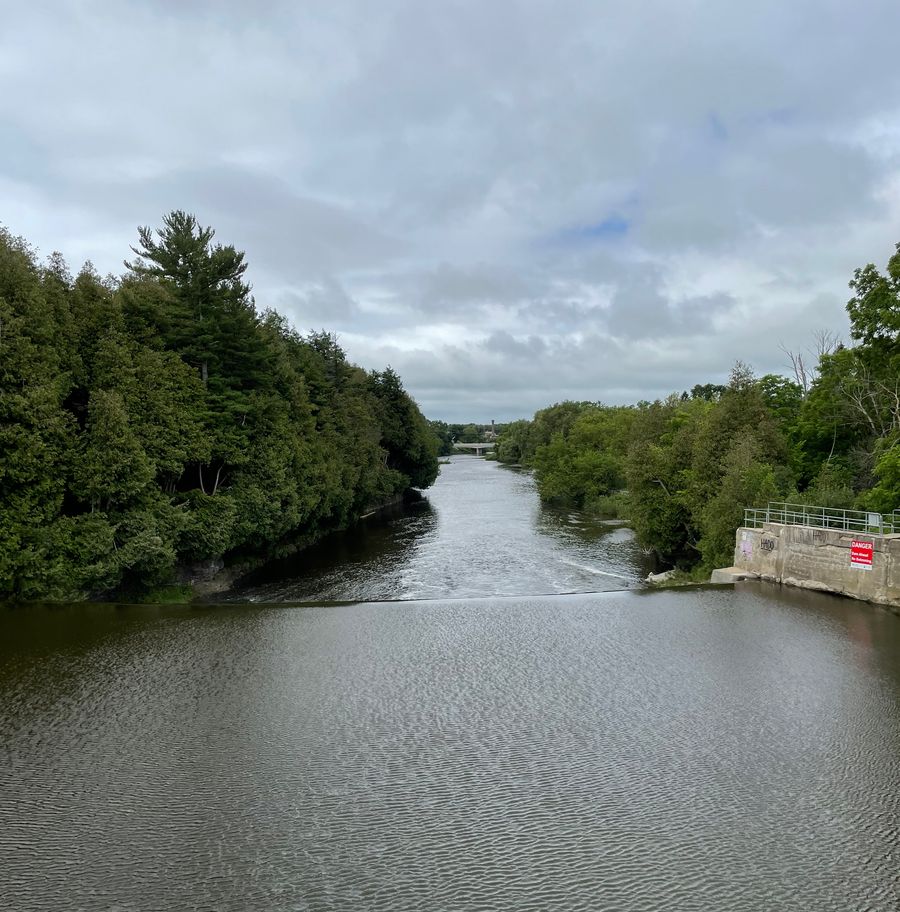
[103,166,401,277]
[4,0,900,420]
[279,277,361,328]
[482,331,548,361]
[419,264,534,306]
[636,129,885,255]
[516,298,601,334]
[606,273,737,341]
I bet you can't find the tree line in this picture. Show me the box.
[428,421,502,455]
[0,212,438,600]
[494,243,900,575]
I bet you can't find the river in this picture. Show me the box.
[226,456,655,603]
[2,457,899,911]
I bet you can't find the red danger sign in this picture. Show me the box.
[850,539,874,569]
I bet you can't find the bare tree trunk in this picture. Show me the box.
[780,343,809,394]
[779,330,840,398]
[812,328,839,360]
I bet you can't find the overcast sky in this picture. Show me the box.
[4,1,900,421]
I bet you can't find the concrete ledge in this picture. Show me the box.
[646,569,677,583]
[710,567,759,584]
[731,524,900,609]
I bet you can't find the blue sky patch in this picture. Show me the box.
[555,214,630,245]
[707,112,728,143]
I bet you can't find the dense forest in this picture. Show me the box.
[0,212,438,600]
[495,244,900,575]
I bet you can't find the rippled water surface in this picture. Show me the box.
[2,458,900,911]
[229,456,655,602]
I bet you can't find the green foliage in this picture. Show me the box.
[590,492,630,519]
[514,343,896,573]
[495,402,595,468]
[791,462,857,510]
[72,390,154,511]
[697,433,779,570]
[0,215,438,600]
[847,249,900,346]
[369,368,439,489]
[690,383,726,402]
[625,397,704,564]
[428,420,455,456]
[178,491,237,560]
[138,584,195,604]
[531,405,633,508]
[495,419,533,464]
[864,441,900,514]
[756,374,803,428]
[622,372,791,568]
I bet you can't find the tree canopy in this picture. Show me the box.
[0,215,438,600]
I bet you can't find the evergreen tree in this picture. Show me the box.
[0,215,438,600]
[72,390,153,512]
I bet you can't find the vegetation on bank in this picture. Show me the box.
[0,212,438,601]
[494,244,900,574]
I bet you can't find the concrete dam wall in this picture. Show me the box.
[726,523,900,610]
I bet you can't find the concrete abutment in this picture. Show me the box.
[714,523,900,611]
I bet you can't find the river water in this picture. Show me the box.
[226,456,656,602]
[2,457,900,911]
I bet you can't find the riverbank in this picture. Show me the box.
[182,492,417,600]
[107,492,417,604]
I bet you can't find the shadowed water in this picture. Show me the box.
[2,457,900,911]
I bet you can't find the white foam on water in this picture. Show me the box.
[559,557,634,581]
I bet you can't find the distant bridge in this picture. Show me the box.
[454,442,495,456]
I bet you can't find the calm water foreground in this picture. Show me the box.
[2,459,899,911]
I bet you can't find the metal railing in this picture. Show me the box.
[743,502,900,535]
